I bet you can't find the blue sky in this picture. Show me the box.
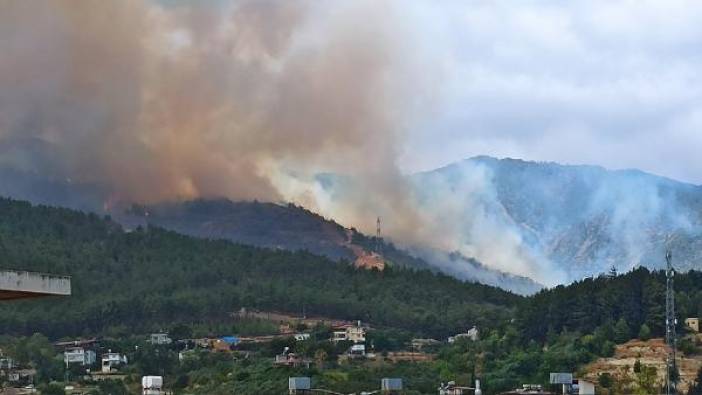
[396,1,702,184]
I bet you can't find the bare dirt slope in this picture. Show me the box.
[581,336,702,393]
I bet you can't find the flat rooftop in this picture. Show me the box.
[0,269,71,300]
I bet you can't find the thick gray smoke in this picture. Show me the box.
[0,0,457,267]
[0,0,582,285]
[0,0,424,205]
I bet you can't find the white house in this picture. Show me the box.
[149,333,172,345]
[0,354,16,370]
[448,326,479,343]
[64,347,96,367]
[101,352,128,373]
[331,321,366,343]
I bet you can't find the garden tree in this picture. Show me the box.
[638,323,651,341]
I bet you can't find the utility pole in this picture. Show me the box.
[666,249,677,395]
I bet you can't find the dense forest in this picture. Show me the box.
[519,268,702,341]
[0,197,516,339]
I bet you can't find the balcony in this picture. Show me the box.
[0,269,71,300]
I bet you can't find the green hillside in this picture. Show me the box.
[518,267,702,341]
[0,197,516,339]
[2,197,702,394]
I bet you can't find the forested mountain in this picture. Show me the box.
[1,197,702,394]
[415,156,702,282]
[2,195,699,342]
[0,197,517,339]
[6,156,702,290]
[0,166,541,294]
[125,199,357,262]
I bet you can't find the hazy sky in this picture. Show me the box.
[399,1,702,184]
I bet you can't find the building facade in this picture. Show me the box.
[331,321,366,343]
[149,333,172,345]
[64,347,97,366]
[101,352,128,373]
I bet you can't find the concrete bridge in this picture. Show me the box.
[0,269,71,300]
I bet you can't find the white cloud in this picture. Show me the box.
[400,1,702,183]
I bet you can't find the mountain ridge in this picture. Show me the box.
[0,165,542,294]
[415,155,702,282]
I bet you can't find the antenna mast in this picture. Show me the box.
[665,249,677,395]
[375,217,381,254]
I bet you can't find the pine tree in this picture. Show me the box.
[638,324,651,341]
[614,318,631,344]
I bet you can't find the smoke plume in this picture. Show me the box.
[0,0,555,284]
[0,0,420,202]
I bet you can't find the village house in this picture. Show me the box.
[4,368,35,386]
[0,354,15,370]
[64,347,96,367]
[101,351,128,373]
[685,317,699,332]
[448,326,479,343]
[274,347,312,368]
[331,321,366,343]
[148,333,172,345]
[439,381,474,395]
